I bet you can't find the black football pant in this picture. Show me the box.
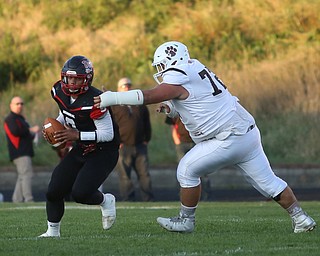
[45,145,119,223]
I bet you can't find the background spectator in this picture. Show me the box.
[4,96,40,203]
[111,77,154,201]
[165,116,195,161]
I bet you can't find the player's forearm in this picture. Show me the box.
[100,90,144,107]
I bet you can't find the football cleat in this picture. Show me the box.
[38,232,60,238]
[157,213,195,233]
[101,193,116,230]
[292,212,316,233]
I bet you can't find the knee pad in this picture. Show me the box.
[177,169,201,188]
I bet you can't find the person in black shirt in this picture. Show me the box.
[4,96,40,203]
[38,55,120,238]
[111,77,154,202]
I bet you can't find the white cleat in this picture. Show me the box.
[292,212,316,233]
[101,193,116,230]
[157,214,195,233]
[38,232,60,238]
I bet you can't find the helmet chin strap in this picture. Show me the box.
[61,82,89,96]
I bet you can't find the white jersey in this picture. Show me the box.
[163,59,287,198]
[162,59,255,144]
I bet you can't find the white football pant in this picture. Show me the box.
[177,126,287,198]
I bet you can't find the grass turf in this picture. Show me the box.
[0,201,318,256]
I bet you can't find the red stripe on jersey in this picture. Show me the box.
[53,92,105,118]
[4,122,20,149]
[90,106,108,119]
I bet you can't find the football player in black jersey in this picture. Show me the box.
[38,55,120,238]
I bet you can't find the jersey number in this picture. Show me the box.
[199,68,226,96]
[65,117,76,129]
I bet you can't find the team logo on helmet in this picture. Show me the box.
[82,59,93,74]
[165,46,177,59]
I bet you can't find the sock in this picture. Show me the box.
[47,221,60,236]
[101,193,113,206]
[180,204,197,218]
[100,193,115,217]
[100,193,107,206]
[286,201,303,217]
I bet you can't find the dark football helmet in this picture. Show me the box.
[61,55,94,96]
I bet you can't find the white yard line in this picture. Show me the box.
[0,205,177,211]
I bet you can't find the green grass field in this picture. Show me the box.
[0,201,318,256]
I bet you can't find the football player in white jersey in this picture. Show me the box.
[94,41,316,233]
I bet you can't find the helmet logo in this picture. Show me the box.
[82,59,93,74]
[165,46,177,59]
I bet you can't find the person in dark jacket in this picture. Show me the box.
[4,96,40,202]
[111,77,154,201]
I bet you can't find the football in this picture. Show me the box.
[43,117,66,149]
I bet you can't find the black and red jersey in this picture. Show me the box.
[4,112,35,161]
[51,81,119,148]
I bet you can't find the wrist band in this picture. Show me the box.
[80,131,96,141]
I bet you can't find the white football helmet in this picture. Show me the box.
[152,41,190,84]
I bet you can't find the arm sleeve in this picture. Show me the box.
[93,111,114,142]
[100,90,144,107]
